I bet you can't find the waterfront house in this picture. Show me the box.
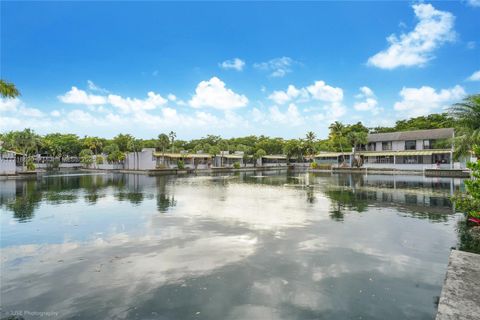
[124,148,157,170]
[155,152,212,169]
[260,154,288,167]
[213,151,244,168]
[315,128,457,170]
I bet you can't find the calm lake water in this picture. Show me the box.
[0,171,465,320]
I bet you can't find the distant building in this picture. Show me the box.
[124,148,157,170]
[315,128,459,170]
[0,150,17,175]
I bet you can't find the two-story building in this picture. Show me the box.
[315,128,456,170]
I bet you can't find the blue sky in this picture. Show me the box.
[1,1,479,139]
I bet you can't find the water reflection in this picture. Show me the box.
[0,171,465,320]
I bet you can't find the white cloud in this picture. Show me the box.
[219,58,245,71]
[189,77,248,110]
[107,91,168,113]
[50,110,61,117]
[0,98,44,118]
[268,85,307,105]
[58,86,107,105]
[0,98,21,112]
[167,94,177,101]
[312,103,346,122]
[306,81,343,102]
[353,86,380,114]
[368,3,455,69]
[467,70,480,81]
[393,85,465,117]
[87,80,108,93]
[268,81,342,106]
[466,0,480,7]
[254,57,296,78]
[269,104,304,126]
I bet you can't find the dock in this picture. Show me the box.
[436,250,480,320]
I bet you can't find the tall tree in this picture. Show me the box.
[13,129,40,170]
[128,138,143,170]
[450,94,480,158]
[157,134,170,154]
[113,134,134,152]
[83,137,103,155]
[254,149,267,167]
[329,121,347,161]
[169,131,177,153]
[304,131,317,158]
[0,80,20,98]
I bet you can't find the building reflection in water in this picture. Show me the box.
[0,171,464,224]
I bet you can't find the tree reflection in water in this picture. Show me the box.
[317,173,455,223]
[1,174,128,221]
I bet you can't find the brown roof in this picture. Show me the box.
[368,128,454,142]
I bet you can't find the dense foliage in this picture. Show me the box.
[453,146,480,219]
[0,110,473,162]
[371,113,455,133]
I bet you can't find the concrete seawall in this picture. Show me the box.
[436,250,480,320]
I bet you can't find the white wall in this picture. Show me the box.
[124,148,156,170]
[0,152,16,175]
[0,159,15,175]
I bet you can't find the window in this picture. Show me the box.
[405,140,416,150]
[367,143,376,151]
[423,139,433,150]
[399,155,423,164]
[382,141,392,151]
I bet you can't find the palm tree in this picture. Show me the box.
[254,149,266,167]
[169,131,176,153]
[450,94,480,158]
[329,121,346,164]
[128,139,143,170]
[305,131,317,160]
[157,133,170,165]
[0,80,20,99]
[347,131,367,167]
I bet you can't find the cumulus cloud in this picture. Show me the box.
[353,86,380,114]
[306,81,343,102]
[393,85,465,117]
[269,104,304,126]
[467,70,480,81]
[0,98,45,118]
[107,91,167,113]
[58,85,168,114]
[268,85,307,105]
[189,77,248,110]
[254,57,297,78]
[219,58,245,71]
[368,3,455,69]
[268,81,343,106]
[58,87,107,105]
[266,80,346,124]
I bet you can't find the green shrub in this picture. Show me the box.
[79,149,94,167]
[310,162,318,169]
[26,157,36,171]
[47,159,60,170]
[453,145,480,219]
[233,162,241,169]
[177,160,185,170]
[96,155,104,165]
